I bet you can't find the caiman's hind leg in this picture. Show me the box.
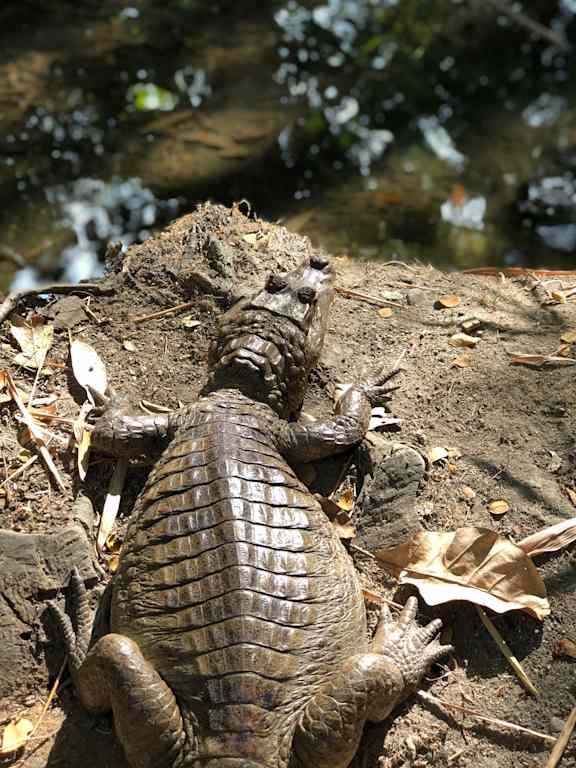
[51,569,187,768]
[291,598,451,768]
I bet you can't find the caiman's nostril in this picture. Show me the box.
[266,273,288,293]
[309,255,330,270]
[297,286,316,304]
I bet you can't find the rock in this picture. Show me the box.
[406,288,428,306]
[43,295,86,329]
[0,523,98,699]
[355,443,426,551]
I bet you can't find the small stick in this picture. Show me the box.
[4,373,65,492]
[417,690,556,744]
[476,606,539,697]
[0,283,114,324]
[29,656,67,738]
[484,0,570,51]
[545,705,576,768]
[335,286,406,310]
[133,301,195,324]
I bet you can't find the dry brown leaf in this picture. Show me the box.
[509,352,576,367]
[317,495,356,539]
[437,295,461,309]
[10,315,54,369]
[77,428,91,482]
[375,527,550,620]
[462,486,476,499]
[517,516,576,557]
[550,290,567,304]
[553,638,576,659]
[123,340,137,352]
[0,717,33,755]
[378,307,393,319]
[428,446,449,463]
[449,332,479,349]
[561,330,576,344]
[107,553,120,574]
[566,487,576,506]
[451,353,473,369]
[489,499,510,516]
[70,339,108,402]
[335,487,355,512]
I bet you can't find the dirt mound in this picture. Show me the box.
[0,203,574,768]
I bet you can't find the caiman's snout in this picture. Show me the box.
[209,255,335,417]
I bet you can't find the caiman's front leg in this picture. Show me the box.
[277,365,401,462]
[51,571,187,768]
[291,598,451,768]
[86,386,195,458]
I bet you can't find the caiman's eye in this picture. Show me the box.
[266,274,288,293]
[309,255,330,270]
[297,286,316,304]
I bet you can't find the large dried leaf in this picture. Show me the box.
[517,516,576,557]
[10,315,54,369]
[70,340,108,401]
[376,527,549,620]
[97,458,128,554]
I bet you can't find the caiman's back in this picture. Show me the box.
[54,254,449,768]
[113,388,365,765]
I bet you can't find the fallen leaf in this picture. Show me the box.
[181,317,202,329]
[97,459,128,554]
[462,486,476,499]
[517,516,576,557]
[107,554,120,574]
[449,332,479,348]
[317,495,356,539]
[378,307,393,318]
[70,340,108,401]
[335,487,355,512]
[451,353,473,369]
[461,318,483,334]
[375,527,550,620]
[437,295,461,309]
[509,352,576,367]
[566,487,576,506]
[10,315,54,369]
[77,428,91,482]
[561,330,576,344]
[557,343,573,358]
[553,637,576,659]
[428,446,449,463]
[0,717,33,755]
[550,290,567,304]
[489,499,510,516]
[123,340,137,352]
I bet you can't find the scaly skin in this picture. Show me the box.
[52,255,450,768]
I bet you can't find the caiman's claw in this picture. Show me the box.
[49,567,92,674]
[371,596,452,689]
[360,364,403,407]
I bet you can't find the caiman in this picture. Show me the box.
[53,254,450,768]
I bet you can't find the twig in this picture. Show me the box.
[417,690,556,744]
[545,706,576,768]
[0,283,114,323]
[335,286,407,310]
[4,373,65,492]
[30,656,67,738]
[133,301,195,324]
[483,0,570,51]
[1,454,39,487]
[476,606,538,696]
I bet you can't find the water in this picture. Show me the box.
[1,0,576,291]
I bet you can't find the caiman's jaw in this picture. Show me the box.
[207,255,335,418]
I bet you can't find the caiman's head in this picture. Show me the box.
[207,255,335,418]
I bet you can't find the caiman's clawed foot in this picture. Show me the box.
[359,362,403,408]
[372,596,452,691]
[49,567,92,674]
